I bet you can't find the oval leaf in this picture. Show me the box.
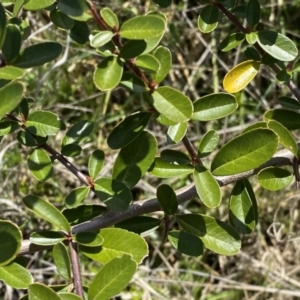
[74,232,103,247]
[23,195,71,232]
[65,186,90,208]
[264,109,300,130]
[88,149,105,179]
[211,129,278,176]
[90,31,114,48]
[192,93,238,121]
[153,46,172,83]
[197,129,219,158]
[257,167,293,191]
[246,0,260,28]
[219,33,245,52]
[136,54,160,73]
[53,242,71,280]
[28,283,61,300]
[223,60,260,93]
[278,96,300,110]
[0,66,24,80]
[198,5,219,33]
[167,122,187,144]
[30,231,66,246]
[100,7,119,29]
[156,184,178,215]
[24,0,56,10]
[50,9,74,30]
[0,121,20,136]
[161,150,191,165]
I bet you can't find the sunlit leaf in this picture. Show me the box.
[197,129,219,158]
[30,231,66,246]
[88,149,105,179]
[167,122,187,144]
[65,186,90,208]
[198,5,219,33]
[53,242,71,280]
[28,283,61,300]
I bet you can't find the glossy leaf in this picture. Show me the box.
[198,5,219,33]
[112,131,157,188]
[149,157,194,178]
[13,42,62,68]
[245,32,258,44]
[229,180,256,234]
[17,131,48,147]
[176,214,241,256]
[246,0,260,28]
[156,184,178,215]
[2,24,21,63]
[136,54,160,73]
[211,129,278,176]
[100,7,119,29]
[30,231,66,246]
[23,195,71,232]
[168,231,203,256]
[65,186,90,208]
[50,9,74,29]
[257,30,298,61]
[88,149,105,179]
[0,3,6,49]
[88,255,137,300]
[90,31,114,48]
[153,46,172,83]
[257,167,293,191]
[197,129,219,158]
[152,87,193,123]
[0,220,22,266]
[115,216,161,235]
[0,66,24,80]
[69,20,89,44]
[0,262,33,289]
[119,15,165,40]
[94,56,123,91]
[161,150,191,165]
[219,33,245,52]
[28,283,61,300]
[119,40,147,59]
[24,0,56,10]
[119,72,147,93]
[94,178,132,211]
[0,121,20,136]
[192,93,238,121]
[74,232,103,247]
[223,60,260,93]
[267,120,298,157]
[0,82,24,118]
[167,122,187,144]
[62,120,94,146]
[194,166,221,208]
[80,228,148,264]
[26,110,66,137]
[107,112,152,149]
[61,144,82,157]
[278,96,300,110]
[27,148,53,182]
[264,109,300,130]
[53,242,71,280]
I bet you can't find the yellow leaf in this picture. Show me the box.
[223,60,260,93]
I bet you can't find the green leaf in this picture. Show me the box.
[0,262,33,289]
[30,231,66,246]
[107,112,152,149]
[0,66,24,80]
[94,178,132,211]
[88,255,137,300]
[119,15,165,40]
[17,131,48,147]
[80,228,148,264]
[28,283,61,300]
[278,97,300,110]
[198,5,219,33]
[168,231,203,256]
[94,56,123,91]
[197,129,219,158]
[192,93,238,121]
[152,0,172,8]
[13,42,62,68]
[65,186,90,208]
[276,69,292,84]
[24,0,56,10]
[58,293,82,300]
[136,54,160,73]
[0,120,20,136]
[176,214,241,256]
[219,33,245,52]
[115,216,161,235]
[50,9,74,30]
[27,148,53,181]
[242,121,267,133]
[119,40,148,59]
[0,81,24,118]
[156,184,178,215]
[246,0,260,28]
[0,220,22,266]
[149,157,194,178]
[153,46,172,83]
[90,31,114,48]
[63,205,106,226]
[161,150,191,165]
[62,120,94,146]
[61,144,82,157]
[264,109,300,130]
[211,129,278,176]
[257,167,293,191]
[58,0,88,18]
[88,149,105,179]
[194,166,221,208]
[245,32,258,44]
[167,122,187,144]
[244,46,261,60]
[53,242,71,280]
[2,24,21,63]
[257,30,298,61]
[119,72,147,93]
[69,20,89,44]
[23,195,71,232]
[74,232,103,247]
[26,110,66,137]
[100,7,119,29]
[229,180,257,234]
[267,120,298,157]
[0,3,6,49]
[112,131,157,188]
[152,87,193,123]
[223,60,260,93]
